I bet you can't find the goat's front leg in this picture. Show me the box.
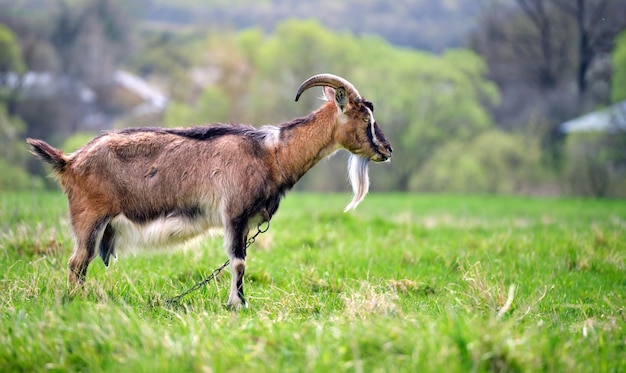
[225,219,249,309]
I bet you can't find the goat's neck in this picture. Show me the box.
[273,103,339,186]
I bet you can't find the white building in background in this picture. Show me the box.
[560,101,626,134]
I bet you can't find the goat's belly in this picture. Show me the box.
[110,213,221,251]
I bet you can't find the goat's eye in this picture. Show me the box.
[362,117,369,123]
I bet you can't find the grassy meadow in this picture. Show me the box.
[0,191,624,372]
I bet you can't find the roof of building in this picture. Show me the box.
[560,101,626,133]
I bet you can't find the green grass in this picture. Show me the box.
[1,191,624,372]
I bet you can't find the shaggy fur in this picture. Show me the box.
[27,74,392,308]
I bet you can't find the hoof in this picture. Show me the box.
[225,299,248,311]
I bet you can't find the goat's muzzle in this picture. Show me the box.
[371,122,393,162]
[374,143,392,163]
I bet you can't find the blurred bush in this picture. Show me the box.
[0,106,44,191]
[0,158,43,191]
[412,130,543,194]
[61,132,98,153]
[563,131,626,197]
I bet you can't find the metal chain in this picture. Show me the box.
[165,220,270,305]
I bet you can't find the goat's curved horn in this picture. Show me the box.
[295,74,361,102]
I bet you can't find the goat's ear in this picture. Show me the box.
[323,86,335,102]
[334,87,348,113]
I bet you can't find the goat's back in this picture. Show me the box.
[61,126,277,224]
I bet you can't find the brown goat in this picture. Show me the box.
[27,74,392,308]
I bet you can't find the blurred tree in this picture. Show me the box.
[0,24,25,116]
[553,0,626,99]
[471,0,626,128]
[155,30,251,126]
[0,0,61,73]
[0,106,42,190]
[415,129,542,193]
[365,47,499,190]
[612,30,626,101]
[0,105,25,164]
[131,31,196,103]
[213,21,500,191]
[515,0,567,90]
[0,0,139,146]
[0,24,41,191]
[196,31,253,123]
[556,30,626,197]
[0,24,25,74]
[51,0,134,89]
[156,20,501,192]
[62,131,97,152]
[564,131,626,197]
[163,86,231,127]
[241,20,357,124]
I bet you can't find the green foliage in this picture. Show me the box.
[131,31,199,102]
[0,106,42,191]
[414,130,542,194]
[163,86,231,127]
[414,140,488,193]
[0,24,25,74]
[612,30,626,102]
[0,159,43,190]
[0,106,26,161]
[61,131,97,153]
[373,48,499,190]
[168,20,500,192]
[0,192,625,371]
[563,132,626,197]
[237,20,360,124]
[0,24,25,119]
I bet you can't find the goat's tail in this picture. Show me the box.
[26,138,69,173]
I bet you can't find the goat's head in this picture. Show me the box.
[295,74,393,211]
[295,74,392,162]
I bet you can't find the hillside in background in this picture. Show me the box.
[141,0,482,52]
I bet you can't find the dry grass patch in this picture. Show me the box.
[387,279,435,296]
[1,223,66,257]
[342,282,400,319]
[448,261,513,317]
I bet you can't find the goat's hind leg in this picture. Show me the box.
[68,216,110,286]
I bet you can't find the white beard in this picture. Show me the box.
[344,154,370,212]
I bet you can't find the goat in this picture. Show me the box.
[27,73,393,308]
